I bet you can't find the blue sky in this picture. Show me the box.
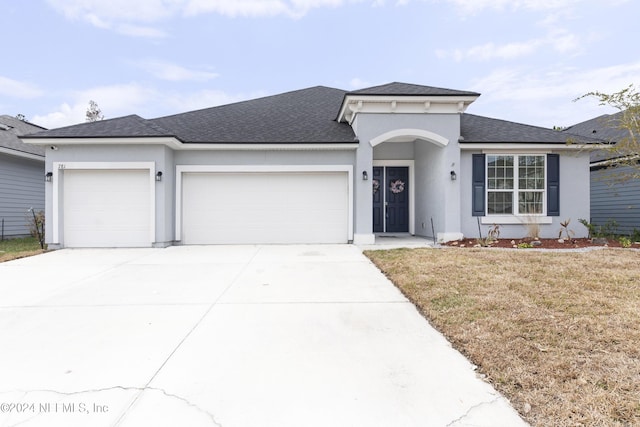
[1,0,638,130]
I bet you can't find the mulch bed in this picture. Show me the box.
[446,238,635,249]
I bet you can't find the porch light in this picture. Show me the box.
[450,170,457,181]
[156,171,163,182]
[45,172,53,182]
[362,170,368,181]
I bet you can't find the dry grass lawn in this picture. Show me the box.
[365,248,640,427]
[0,237,45,263]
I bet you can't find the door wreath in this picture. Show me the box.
[372,179,380,194]
[390,179,405,194]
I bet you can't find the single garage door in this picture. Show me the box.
[63,169,151,247]
[181,172,349,244]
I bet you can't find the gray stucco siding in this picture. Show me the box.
[591,166,640,235]
[0,154,45,238]
[460,151,590,239]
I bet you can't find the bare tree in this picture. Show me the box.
[86,100,104,122]
[575,85,640,180]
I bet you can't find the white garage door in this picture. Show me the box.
[181,172,349,244]
[63,169,151,247]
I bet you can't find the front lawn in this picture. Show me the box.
[0,237,46,263]
[365,248,640,427]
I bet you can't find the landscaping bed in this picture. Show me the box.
[446,238,634,249]
[0,237,46,263]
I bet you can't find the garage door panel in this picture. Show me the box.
[182,172,348,244]
[63,170,151,248]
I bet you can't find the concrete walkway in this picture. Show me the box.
[0,245,527,426]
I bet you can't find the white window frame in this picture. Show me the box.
[484,154,548,223]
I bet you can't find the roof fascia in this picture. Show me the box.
[338,94,480,123]
[459,143,596,151]
[0,146,45,161]
[20,137,358,151]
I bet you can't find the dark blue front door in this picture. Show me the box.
[372,166,409,233]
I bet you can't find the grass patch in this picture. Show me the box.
[0,237,46,263]
[365,248,640,427]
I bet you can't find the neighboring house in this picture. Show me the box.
[0,115,46,239]
[21,82,596,248]
[565,112,640,235]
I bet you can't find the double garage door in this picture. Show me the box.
[180,172,349,244]
[62,169,349,247]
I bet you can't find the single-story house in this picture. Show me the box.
[21,82,596,248]
[0,115,46,239]
[565,111,640,235]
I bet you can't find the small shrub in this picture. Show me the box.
[517,242,533,249]
[618,236,632,248]
[522,216,541,239]
[26,208,45,249]
[558,218,575,240]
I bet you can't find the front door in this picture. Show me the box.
[372,166,409,233]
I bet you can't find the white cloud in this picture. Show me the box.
[30,82,259,128]
[46,0,389,30]
[136,60,218,81]
[348,77,372,89]
[446,0,583,15]
[468,61,640,127]
[0,76,43,99]
[437,27,583,62]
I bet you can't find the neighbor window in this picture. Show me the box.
[487,155,545,215]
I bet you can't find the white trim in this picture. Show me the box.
[481,216,553,225]
[460,143,591,151]
[24,137,358,152]
[372,160,415,235]
[0,147,45,161]
[52,162,156,245]
[338,94,479,123]
[175,165,354,243]
[370,129,449,147]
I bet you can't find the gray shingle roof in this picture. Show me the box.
[0,115,46,157]
[565,111,634,162]
[348,82,480,97]
[23,115,172,139]
[151,86,355,143]
[460,113,599,144]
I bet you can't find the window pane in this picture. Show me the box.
[487,155,514,190]
[488,192,513,214]
[518,191,543,214]
[518,155,545,190]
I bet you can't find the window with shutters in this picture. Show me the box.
[487,154,546,216]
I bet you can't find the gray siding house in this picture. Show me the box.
[0,115,46,238]
[565,112,640,235]
[22,83,596,248]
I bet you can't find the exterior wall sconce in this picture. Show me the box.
[156,171,163,182]
[450,170,457,181]
[362,170,368,181]
[45,172,53,182]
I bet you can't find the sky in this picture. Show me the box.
[1,0,639,131]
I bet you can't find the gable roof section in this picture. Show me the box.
[151,86,355,143]
[564,112,625,142]
[460,113,599,144]
[348,82,480,97]
[24,114,172,139]
[0,115,46,157]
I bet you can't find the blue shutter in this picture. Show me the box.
[472,154,485,216]
[547,154,560,216]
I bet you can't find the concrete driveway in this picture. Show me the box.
[0,245,527,427]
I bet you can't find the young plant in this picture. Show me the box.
[558,219,575,240]
[618,236,632,248]
[27,208,45,249]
